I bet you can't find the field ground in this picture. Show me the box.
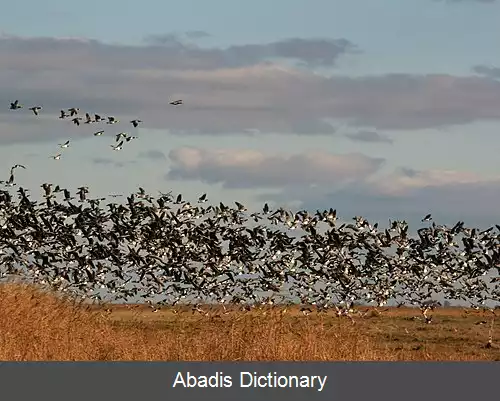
[0,283,499,361]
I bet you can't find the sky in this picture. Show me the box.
[1,0,500,230]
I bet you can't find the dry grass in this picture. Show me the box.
[0,283,498,361]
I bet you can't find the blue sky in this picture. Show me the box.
[1,0,500,229]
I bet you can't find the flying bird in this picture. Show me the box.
[29,106,42,115]
[10,100,23,110]
[50,154,62,160]
[422,214,432,222]
[111,141,124,151]
[72,117,83,126]
[169,100,183,106]
[10,164,26,174]
[115,133,128,142]
[94,130,104,136]
[68,108,79,116]
[107,116,119,124]
[130,119,142,128]
[59,141,70,149]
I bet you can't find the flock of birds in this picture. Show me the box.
[2,98,499,323]
[9,99,183,159]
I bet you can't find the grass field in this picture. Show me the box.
[0,283,498,361]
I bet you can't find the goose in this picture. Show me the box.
[71,117,82,126]
[10,164,26,173]
[111,141,124,151]
[59,141,70,149]
[29,106,42,115]
[130,119,142,128]
[94,130,104,136]
[422,214,432,222]
[107,116,119,124]
[115,133,128,142]
[169,99,183,106]
[59,110,68,119]
[2,173,16,187]
[10,100,23,110]
[50,154,62,160]
[68,107,79,116]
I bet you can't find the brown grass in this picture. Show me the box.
[0,283,498,361]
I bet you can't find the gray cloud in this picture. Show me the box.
[472,65,500,79]
[3,34,500,144]
[185,31,211,40]
[139,150,167,160]
[345,130,393,144]
[92,157,135,168]
[167,147,384,189]
[256,167,500,229]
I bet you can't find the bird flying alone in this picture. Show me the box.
[10,100,23,110]
[422,214,432,222]
[169,100,183,106]
[29,106,42,115]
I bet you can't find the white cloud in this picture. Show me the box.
[167,147,385,189]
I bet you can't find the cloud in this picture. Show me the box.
[345,130,393,144]
[167,147,384,189]
[256,167,500,228]
[138,150,167,160]
[472,65,500,79]
[143,31,210,46]
[92,157,135,168]
[3,33,500,143]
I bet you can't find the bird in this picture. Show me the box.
[94,130,104,136]
[115,133,128,142]
[10,164,26,173]
[71,117,82,126]
[84,113,93,124]
[10,100,23,110]
[29,106,42,115]
[59,110,68,119]
[422,214,432,222]
[68,108,79,116]
[111,141,124,151]
[50,154,62,160]
[130,119,142,128]
[169,100,183,106]
[59,141,70,149]
[107,116,119,124]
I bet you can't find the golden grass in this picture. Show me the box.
[0,283,498,361]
